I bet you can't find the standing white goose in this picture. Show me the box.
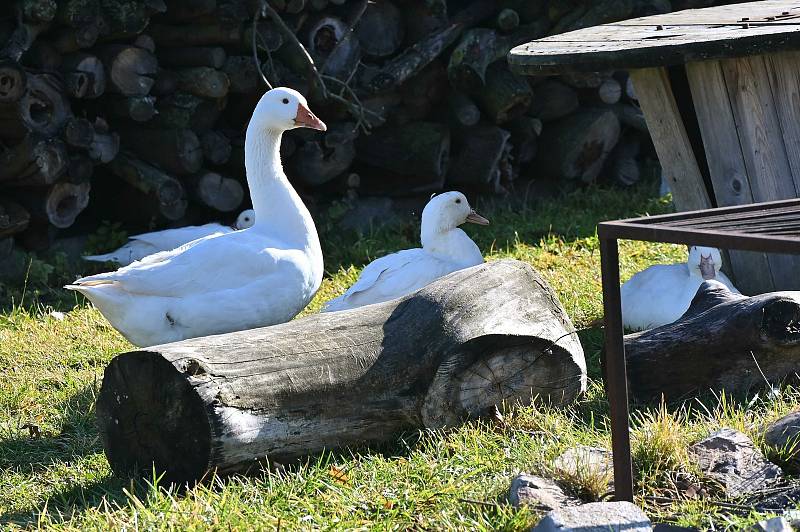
[82,209,256,266]
[621,245,740,331]
[66,88,326,347]
[323,191,488,312]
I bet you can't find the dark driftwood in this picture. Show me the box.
[624,281,800,403]
[96,260,586,483]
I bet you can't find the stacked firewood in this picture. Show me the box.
[0,0,714,254]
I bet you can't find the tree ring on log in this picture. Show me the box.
[46,182,90,228]
[96,351,212,484]
[0,62,26,103]
[20,75,70,137]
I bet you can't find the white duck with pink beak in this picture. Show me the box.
[66,88,327,347]
[621,245,740,331]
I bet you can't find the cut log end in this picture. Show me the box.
[96,351,212,484]
[0,62,27,103]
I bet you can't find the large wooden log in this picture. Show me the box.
[199,130,231,165]
[96,260,587,483]
[152,92,223,133]
[107,151,187,220]
[119,127,202,175]
[472,64,532,124]
[60,53,106,99]
[306,14,361,79]
[0,136,68,186]
[289,125,357,187]
[0,199,30,238]
[354,0,404,59]
[355,121,450,178]
[529,79,579,122]
[447,124,511,193]
[95,44,158,96]
[624,281,800,403]
[14,181,91,228]
[186,170,243,212]
[535,107,621,182]
[0,73,71,139]
[175,67,230,99]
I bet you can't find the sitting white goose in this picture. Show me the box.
[66,87,326,347]
[82,209,255,266]
[323,191,488,312]
[621,245,740,331]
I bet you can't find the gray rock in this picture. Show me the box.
[553,446,613,485]
[689,428,782,497]
[765,411,800,473]
[508,474,581,510]
[532,501,651,531]
[751,517,794,531]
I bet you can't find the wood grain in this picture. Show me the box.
[509,1,800,75]
[721,54,800,290]
[686,59,775,295]
[629,67,711,211]
[95,260,587,484]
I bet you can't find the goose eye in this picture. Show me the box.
[455,199,461,204]
[282,98,289,104]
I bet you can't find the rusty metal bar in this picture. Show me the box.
[599,236,634,502]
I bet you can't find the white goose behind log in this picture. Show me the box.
[82,209,256,266]
[66,88,327,347]
[621,246,740,331]
[323,191,488,312]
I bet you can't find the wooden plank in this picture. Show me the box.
[764,51,800,190]
[686,59,775,294]
[721,54,800,290]
[508,1,800,75]
[629,67,711,212]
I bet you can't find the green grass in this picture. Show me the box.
[1,179,798,530]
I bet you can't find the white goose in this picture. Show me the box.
[66,87,326,347]
[82,209,255,266]
[323,191,488,312]
[621,245,740,331]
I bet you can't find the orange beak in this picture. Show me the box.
[294,103,327,131]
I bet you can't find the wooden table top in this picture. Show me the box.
[509,0,800,75]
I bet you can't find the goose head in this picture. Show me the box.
[688,245,723,280]
[422,191,489,235]
[234,209,255,229]
[250,87,327,134]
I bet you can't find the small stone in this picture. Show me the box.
[508,474,581,510]
[765,411,800,473]
[750,517,794,532]
[532,501,651,532]
[689,428,782,497]
[553,446,613,485]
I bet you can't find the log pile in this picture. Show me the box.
[0,0,721,254]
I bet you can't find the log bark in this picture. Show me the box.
[95,260,587,483]
[119,127,203,175]
[446,124,511,193]
[186,170,244,212]
[199,130,231,165]
[222,55,261,93]
[529,79,579,122]
[159,46,227,69]
[0,136,68,186]
[50,25,99,53]
[152,92,223,133]
[162,0,217,22]
[536,107,621,182]
[14,181,91,228]
[0,73,71,139]
[96,44,158,96]
[101,0,165,39]
[105,95,157,122]
[448,90,480,127]
[88,121,120,163]
[0,199,30,238]
[472,64,532,124]
[624,281,800,403]
[355,0,404,58]
[355,121,450,178]
[1,21,48,62]
[21,0,58,23]
[366,0,495,93]
[107,151,187,220]
[175,67,230,99]
[63,116,95,148]
[60,53,106,99]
